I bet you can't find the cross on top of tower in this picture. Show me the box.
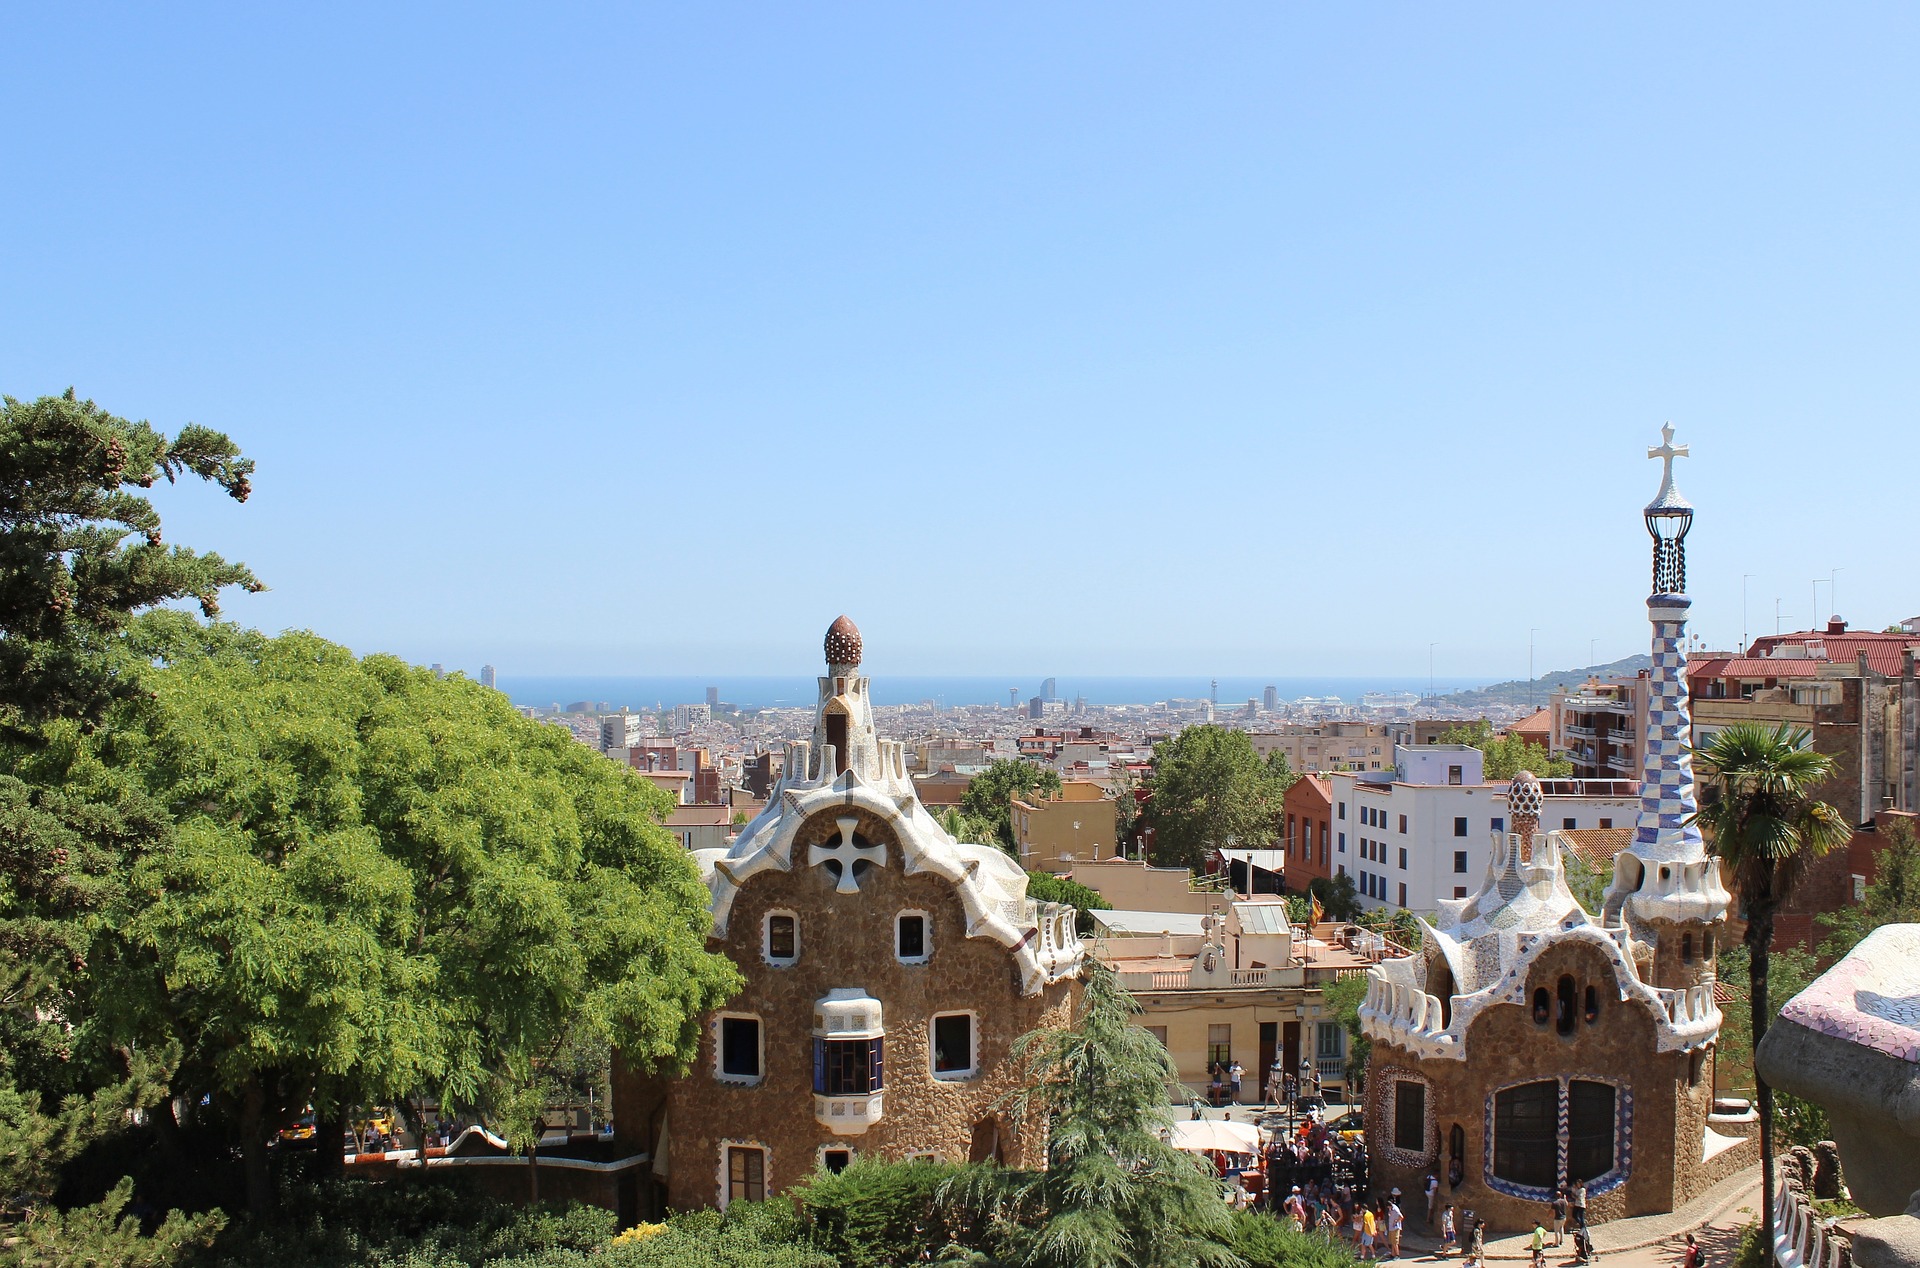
[1646,423,1692,512]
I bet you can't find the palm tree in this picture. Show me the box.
[1691,723,1852,1249]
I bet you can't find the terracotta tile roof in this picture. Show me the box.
[1558,827,1635,868]
[1508,707,1553,736]
[1741,628,1920,677]
[1688,657,1828,679]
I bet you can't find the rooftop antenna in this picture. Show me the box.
[1832,566,1844,622]
[1742,574,1753,651]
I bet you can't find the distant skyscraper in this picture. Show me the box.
[1009,688,1019,709]
[1210,678,1218,705]
[1041,677,1057,701]
[706,685,720,708]
[431,663,445,680]
[481,664,497,690]
[1263,684,1279,712]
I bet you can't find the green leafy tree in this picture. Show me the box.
[1023,871,1113,936]
[1818,817,1920,961]
[1562,849,1613,916]
[941,805,1007,851]
[0,390,257,1263]
[1143,726,1293,870]
[1307,874,1362,923]
[0,391,257,739]
[1322,974,1371,1096]
[1713,944,1826,1147]
[1692,723,1852,1249]
[938,960,1240,1268]
[959,759,1063,854]
[1435,719,1571,780]
[79,621,742,1214]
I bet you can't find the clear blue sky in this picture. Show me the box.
[3,5,1914,680]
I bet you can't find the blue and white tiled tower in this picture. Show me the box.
[1602,426,1731,990]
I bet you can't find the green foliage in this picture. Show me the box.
[0,388,258,1263]
[937,960,1240,1268]
[1562,849,1612,916]
[1732,1223,1767,1268]
[800,1158,972,1267]
[74,621,741,1210]
[195,1175,618,1267]
[1227,1210,1359,1268]
[960,760,1063,853]
[1308,874,1361,922]
[1144,726,1294,870]
[1321,974,1372,1091]
[1714,944,1828,1146]
[1819,817,1920,961]
[941,805,1006,851]
[0,390,258,738]
[1023,871,1113,936]
[1434,720,1571,780]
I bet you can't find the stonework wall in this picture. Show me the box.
[1366,937,1729,1232]
[616,806,1076,1210]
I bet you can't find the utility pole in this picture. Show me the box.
[1742,574,1753,651]
[1776,599,1783,636]
[1529,629,1539,710]
[1832,566,1844,621]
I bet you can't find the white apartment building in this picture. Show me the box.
[670,702,711,732]
[599,708,648,752]
[1325,745,1639,914]
[1248,722,1394,772]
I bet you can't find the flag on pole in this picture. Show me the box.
[1309,894,1325,926]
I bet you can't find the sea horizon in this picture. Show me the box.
[498,674,1495,712]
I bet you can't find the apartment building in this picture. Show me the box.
[1011,780,1120,872]
[1550,675,1651,780]
[1248,722,1394,772]
[1281,775,1334,888]
[1325,745,1639,913]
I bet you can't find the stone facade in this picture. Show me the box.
[613,617,1085,1211]
[1359,429,1753,1232]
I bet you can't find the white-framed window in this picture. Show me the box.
[931,1011,978,1079]
[716,1013,764,1084]
[764,910,799,967]
[896,910,931,964]
[721,1142,768,1208]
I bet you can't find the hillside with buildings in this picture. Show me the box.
[1429,653,1652,713]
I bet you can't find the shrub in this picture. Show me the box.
[799,1158,968,1267]
[1230,1210,1360,1268]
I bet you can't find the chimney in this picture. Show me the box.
[1828,616,1847,635]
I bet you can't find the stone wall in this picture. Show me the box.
[615,806,1076,1210]
[1367,935,1737,1232]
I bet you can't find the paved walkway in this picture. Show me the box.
[1385,1167,1762,1268]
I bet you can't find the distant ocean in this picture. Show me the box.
[500,675,1492,712]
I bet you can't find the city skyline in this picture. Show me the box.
[4,7,1916,675]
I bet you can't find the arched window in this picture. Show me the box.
[1681,933,1694,964]
[1492,1081,1558,1189]
[1703,931,1715,962]
[1532,988,1551,1025]
[1567,1081,1617,1182]
[1584,985,1600,1025]
[1556,976,1577,1036]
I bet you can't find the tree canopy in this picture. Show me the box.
[77,619,742,1213]
[959,758,1063,853]
[1818,816,1920,961]
[939,959,1239,1268]
[1434,719,1571,780]
[1142,726,1294,870]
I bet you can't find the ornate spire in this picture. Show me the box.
[824,615,863,668]
[1644,424,1694,596]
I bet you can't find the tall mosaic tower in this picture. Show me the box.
[1602,425,1730,992]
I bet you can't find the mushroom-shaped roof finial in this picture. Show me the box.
[824,615,863,667]
[1509,768,1544,854]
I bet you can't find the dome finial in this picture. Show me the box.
[824,615,863,667]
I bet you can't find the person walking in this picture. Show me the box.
[1551,1189,1569,1247]
[1360,1203,1378,1261]
[1387,1197,1404,1259]
[1531,1220,1548,1268]
[1438,1204,1457,1258]
[1464,1213,1485,1268]
[1425,1173,1441,1228]
[1266,1060,1285,1109]
[1682,1233,1702,1268]
[1571,1179,1589,1232]
[1229,1059,1245,1105]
